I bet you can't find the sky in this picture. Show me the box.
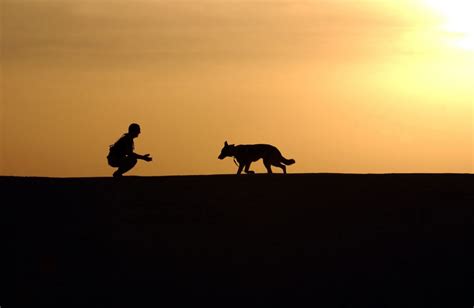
[1,0,473,176]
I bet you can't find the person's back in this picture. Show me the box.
[107,123,152,177]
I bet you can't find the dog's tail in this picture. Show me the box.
[282,157,295,165]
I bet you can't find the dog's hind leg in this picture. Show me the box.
[274,162,287,174]
[264,160,273,174]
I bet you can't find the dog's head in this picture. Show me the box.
[218,141,234,160]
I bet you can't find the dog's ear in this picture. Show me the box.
[224,141,228,146]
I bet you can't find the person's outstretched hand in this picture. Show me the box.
[143,154,152,162]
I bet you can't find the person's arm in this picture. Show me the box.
[135,153,152,161]
[124,136,152,161]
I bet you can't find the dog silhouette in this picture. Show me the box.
[218,141,295,174]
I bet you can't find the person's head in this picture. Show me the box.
[128,123,141,138]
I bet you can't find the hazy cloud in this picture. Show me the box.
[3,0,424,67]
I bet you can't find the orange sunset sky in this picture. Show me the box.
[1,0,473,176]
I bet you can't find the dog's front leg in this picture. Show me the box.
[244,163,255,174]
[237,163,244,174]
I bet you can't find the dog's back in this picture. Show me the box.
[234,144,281,162]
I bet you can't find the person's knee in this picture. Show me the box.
[116,157,137,174]
[127,157,138,168]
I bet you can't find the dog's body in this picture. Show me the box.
[218,141,295,174]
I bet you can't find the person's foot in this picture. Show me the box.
[113,170,122,177]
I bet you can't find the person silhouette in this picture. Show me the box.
[107,123,152,177]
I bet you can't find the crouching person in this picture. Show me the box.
[107,123,152,177]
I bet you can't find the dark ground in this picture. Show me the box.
[5,174,474,307]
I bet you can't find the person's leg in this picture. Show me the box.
[113,157,138,177]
